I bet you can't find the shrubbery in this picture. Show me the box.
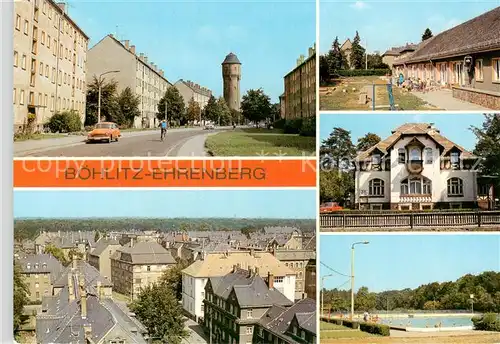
[280,118,316,137]
[46,111,82,133]
[472,313,500,331]
[334,69,391,77]
[341,319,359,329]
[359,323,390,336]
[272,118,286,129]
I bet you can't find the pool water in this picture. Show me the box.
[378,316,473,328]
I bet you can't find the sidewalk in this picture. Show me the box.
[411,89,490,111]
[173,133,214,157]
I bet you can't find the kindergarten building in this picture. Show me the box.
[391,6,500,109]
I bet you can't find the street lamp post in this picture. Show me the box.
[97,70,120,123]
[321,274,334,318]
[351,241,369,320]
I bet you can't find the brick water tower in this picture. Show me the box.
[221,52,241,111]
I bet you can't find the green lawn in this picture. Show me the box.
[205,128,315,156]
[320,321,376,340]
[14,133,66,141]
[320,76,441,111]
[321,322,347,330]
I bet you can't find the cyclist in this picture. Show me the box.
[159,119,167,141]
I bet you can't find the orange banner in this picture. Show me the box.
[14,159,316,188]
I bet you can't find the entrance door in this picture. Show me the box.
[454,63,464,86]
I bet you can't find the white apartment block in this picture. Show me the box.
[86,34,172,128]
[13,0,89,133]
[181,251,296,321]
[354,123,479,210]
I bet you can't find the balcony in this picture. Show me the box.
[406,159,423,174]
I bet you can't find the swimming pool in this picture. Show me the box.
[378,316,473,328]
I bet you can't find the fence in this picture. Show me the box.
[320,210,500,230]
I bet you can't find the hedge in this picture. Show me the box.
[472,313,500,332]
[341,319,359,329]
[359,323,390,336]
[279,118,316,137]
[46,110,82,133]
[335,69,391,77]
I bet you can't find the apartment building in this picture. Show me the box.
[17,253,63,303]
[87,237,122,281]
[283,45,316,119]
[174,79,213,114]
[87,34,172,128]
[182,250,296,321]
[13,0,89,133]
[110,241,176,299]
[274,250,316,300]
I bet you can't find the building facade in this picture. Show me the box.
[13,0,89,133]
[174,79,212,119]
[222,52,241,111]
[86,35,172,128]
[354,123,479,210]
[274,250,316,300]
[182,251,296,321]
[381,44,418,69]
[392,7,500,109]
[283,45,316,119]
[87,238,122,281]
[17,253,63,303]
[110,241,176,299]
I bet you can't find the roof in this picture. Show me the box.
[274,250,316,261]
[54,260,113,290]
[355,123,475,160]
[182,251,294,278]
[340,39,352,50]
[209,269,293,308]
[47,0,89,40]
[113,241,176,265]
[394,7,500,64]
[17,254,63,278]
[90,238,121,257]
[175,79,212,97]
[262,298,317,338]
[222,52,241,64]
[382,43,419,57]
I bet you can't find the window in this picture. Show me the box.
[475,59,483,81]
[409,147,421,161]
[47,35,51,48]
[368,179,384,196]
[13,51,18,67]
[44,94,48,107]
[45,65,49,77]
[51,95,54,111]
[424,148,433,164]
[41,31,45,45]
[21,54,27,70]
[447,178,464,197]
[247,309,253,318]
[398,148,406,163]
[246,326,253,335]
[274,276,284,283]
[13,89,16,104]
[24,20,29,35]
[401,177,431,195]
[20,90,25,105]
[147,266,151,271]
[493,58,500,82]
[39,62,43,75]
[451,152,460,169]
[15,15,21,30]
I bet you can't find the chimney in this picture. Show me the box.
[308,47,313,57]
[144,56,148,64]
[57,3,66,13]
[268,272,274,289]
[58,230,61,237]
[139,53,144,60]
[250,248,254,257]
[248,266,253,277]
[96,281,102,298]
[83,324,92,341]
[123,40,130,49]
[130,237,134,247]
[68,272,75,301]
[72,257,77,269]
[130,45,136,54]
[79,274,87,319]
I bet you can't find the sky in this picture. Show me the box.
[319,113,486,151]
[67,0,315,103]
[320,234,500,292]
[13,189,316,219]
[320,0,500,54]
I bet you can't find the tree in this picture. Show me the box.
[321,127,356,170]
[157,86,186,126]
[320,170,354,204]
[471,114,500,190]
[159,259,189,300]
[203,95,219,123]
[216,97,232,126]
[319,55,330,83]
[186,97,201,124]
[327,36,348,73]
[85,76,121,126]
[240,89,272,126]
[44,245,69,265]
[366,53,389,70]
[94,230,101,243]
[117,87,141,128]
[356,133,381,152]
[270,103,280,123]
[13,263,29,333]
[350,31,366,69]
[130,283,188,344]
[422,28,433,41]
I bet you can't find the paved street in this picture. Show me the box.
[184,318,209,344]
[15,127,230,157]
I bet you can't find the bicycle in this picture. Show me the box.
[160,129,166,142]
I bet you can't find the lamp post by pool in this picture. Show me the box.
[321,274,334,318]
[97,70,120,123]
[470,294,475,314]
[351,241,370,320]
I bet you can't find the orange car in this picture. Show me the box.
[320,202,343,213]
[87,122,121,143]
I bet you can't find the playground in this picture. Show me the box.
[319,75,441,111]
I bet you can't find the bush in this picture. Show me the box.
[359,323,390,336]
[46,111,82,133]
[342,319,359,329]
[335,69,391,77]
[472,313,500,331]
[273,118,286,129]
[284,118,303,134]
[299,117,316,137]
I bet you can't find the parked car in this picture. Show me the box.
[320,202,343,213]
[87,122,121,143]
[204,123,215,130]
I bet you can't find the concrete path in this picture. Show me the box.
[411,89,490,111]
[170,133,213,157]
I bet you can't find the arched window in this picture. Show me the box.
[409,147,421,161]
[368,179,385,196]
[424,148,433,164]
[447,178,464,196]
[400,177,432,195]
